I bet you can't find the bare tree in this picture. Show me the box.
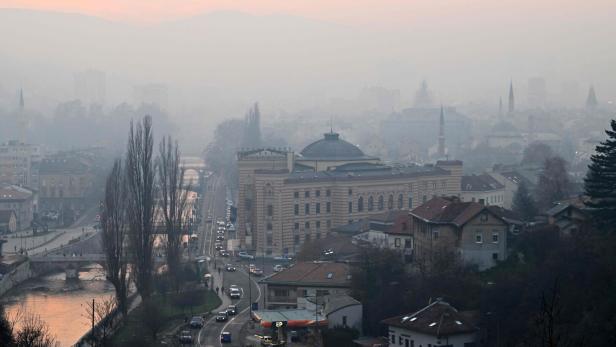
[14,312,58,347]
[101,159,129,317]
[157,136,190,290]
[125,115,157,300]
[83,296,117,346]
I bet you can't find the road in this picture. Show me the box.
[195,175,263,347]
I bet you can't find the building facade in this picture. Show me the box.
[237,132,463,257]
[0,185,34,231]
[0,140,41,188]
[410,197,511,271]
[38,156,95,215]
[460,174,506,207]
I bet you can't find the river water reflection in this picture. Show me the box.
[2,265,115,347]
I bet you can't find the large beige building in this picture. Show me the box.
[0,140,41,188]
[237,131,463,257]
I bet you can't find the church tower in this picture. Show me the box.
[17,89,28,143]
[508,81,515,113]
[498,97,503,119]
[586,85,598,109]
[437,105,446,158]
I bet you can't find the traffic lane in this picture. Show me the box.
[220,267,262,347]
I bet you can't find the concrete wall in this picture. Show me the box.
[0,259,34,297]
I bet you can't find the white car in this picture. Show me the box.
[229,288,241,299]
[273,264,284,272]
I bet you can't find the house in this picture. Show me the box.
[546,197,590,234]
[382,299,478,347]
[410,197,519,270]
[352,211,413,262]
[460,174,505,207]
[298,294,363,332]
[260,261,352,309]
[0,184,34,231]
[0,210,17,233]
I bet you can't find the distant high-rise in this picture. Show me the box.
[437,105,446,158]
[133,83,168,110]
[414,80,434,108]
[242,102,262,148]
[74,69,106,106]
[508,81,515,113]
[586,85,598,109]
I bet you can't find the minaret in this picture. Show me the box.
[498,97,503,119]
[17,89,27,143]
[508,80,515,113]
[586,85,598,109]
[437,105,446,158]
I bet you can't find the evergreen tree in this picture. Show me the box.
[512,180,538,221]
[585,120,616,229]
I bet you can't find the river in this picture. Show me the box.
[2,265,115,347]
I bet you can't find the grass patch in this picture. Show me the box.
[110,289,221,347]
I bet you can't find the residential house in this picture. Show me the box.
[298,294,363,332]
[0,210,17,233]
[460,174,505,207]
[410,197,517,270]
[382,299,478,347]
[260,261,352,309]
[352,211,413,262]
[546,197,590,234]
[0,185,34,231]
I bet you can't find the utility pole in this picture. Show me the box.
[248,268,252,316]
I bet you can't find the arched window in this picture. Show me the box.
[388,195,394,210]
[358,196,364,212]
[368,196,374,211]
[398,194,404,209]
[378,196,384,210]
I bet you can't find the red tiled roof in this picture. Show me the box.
[410,197,485,227]
[261,261,351,287]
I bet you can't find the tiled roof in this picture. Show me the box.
[260,261,351,287]
[461,174,504,192]
[410,197,485,227]
[382,300,478,337]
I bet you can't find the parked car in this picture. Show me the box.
[179,330,193,344]
[220,331,232,343]
[251,268,264,276]
[225,264,237,272]
[190,316,204,328]
[273,255,293,262]
[226,305,237,315]
[216,235,225,241]
[216,311,229,322]
[273,264,284,272]
[215,244,224,251]
[238,251,255,260]
[322,249,334,256]
[219,250,230,257]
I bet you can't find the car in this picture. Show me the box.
[238,251,255,260]
[229,288,241,299]
[216,311,228,322]
[251,268,264,276]
[219,250,229,257]
[273,264,284,272]
[216,236,225,241]
[226,305,237,315]
[215,244,224,251]
[273,255,293,262]
[322,249,334,256]
[189,316,204,328]
[220,331,232,343]
[179,330,193,344]
[217,230,225,234]
[225,264,236,272]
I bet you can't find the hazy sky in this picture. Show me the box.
[4,0,615,27]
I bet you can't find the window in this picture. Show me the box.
[348,188,353,196]
[422,195,427,203]
[475,232,483,243]
[398,194,403,209]
[492,232,499,243]
[316,289,329,296]
[358,196,364,212]
[433,230,439,239]
[305,221,310,229]
[480,213,488,222]
[378,196,384,210]
[294,191,299,199]
[390,334,395,344]
[388,195,394,210]
[348,201,353,213]
[305,203,310,215]
[316,221,321,229]
[326,189,331,197]
[326,202,331,213]
[273,289,289,297]
[294,223,299,230]
[305,233,311,241]
[395,238,401,247]
[342,316,347,326]
[266,235,273,245]
[305,191,310,198]
[266,223,273,231]
[327,220,331,229]
[294,204,299,216]
[405,239,412,248]
[294,235,300,244]
[441,180,447,188]
[408,196,413,209]
[405,339,410,347]
[492,252,499,260]
[267,204,273,217]
[316,190,321,197]
[316,233,321,239]
[432,182,437,189]
[316,203,321,214]
[368,196,374,211]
